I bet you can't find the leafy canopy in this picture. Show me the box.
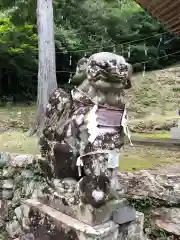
[0,0,179,100]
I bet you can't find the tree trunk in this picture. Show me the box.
[32,0,57,135]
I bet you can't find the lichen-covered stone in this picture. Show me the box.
[39,53,132,209]
[153,208,180,236]
[0,152,11,168]
[6,220,22,238]
[14,206,22,222]
[9,154,36,168]
[117,170,180,204]
[117,169,180,239]
[31,182,47,199]
[21,180,37,198]
[21,170,34,179]
[0,200,7,229]
[118,211,147,240]
[39,190,130,226]
[2,179,14,189]
[12,189,22,207]
[20,201,120,240]
[1,190,14,200]
[2,167,14,178]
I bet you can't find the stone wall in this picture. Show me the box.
[117,169,180,239]
[1,152,179,239]
[0,153,46,239]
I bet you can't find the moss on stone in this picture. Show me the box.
[6,205,16,221]
[128,197,179,239]
[0,232,8,240]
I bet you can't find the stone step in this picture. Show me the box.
[22,199,119,240]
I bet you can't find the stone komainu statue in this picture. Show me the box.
[39,52,132,208]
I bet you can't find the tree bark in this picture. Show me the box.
[32,0,57,135]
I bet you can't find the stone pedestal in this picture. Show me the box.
[21,199,119,240]
[113,205,136,225]
[20,198,145,240]
[39,190,133,226]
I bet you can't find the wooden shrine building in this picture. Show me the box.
[135,0,180,35]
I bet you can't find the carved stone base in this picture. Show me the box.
[39,189,132,226]
[20,199,147,240]
[21,199,119,240]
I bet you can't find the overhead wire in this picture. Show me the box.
[54,30,171,54]
[1,30,179,76]
[0,30,171,55]
[54,49,180,74]
[3,49,180,76]
[23,49,180,75]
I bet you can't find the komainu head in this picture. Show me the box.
[72,52,132,90]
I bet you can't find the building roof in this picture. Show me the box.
[135,0,180,35]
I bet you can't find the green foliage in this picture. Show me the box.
[0,15,37,101]
[128,197,153,213]
[0,0,180,101]
[0,232,8,240]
